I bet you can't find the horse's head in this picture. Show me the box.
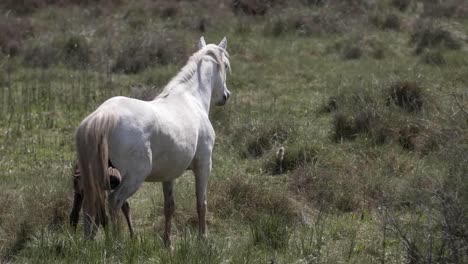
[198,36,231,106]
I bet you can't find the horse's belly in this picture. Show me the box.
[144,150,194,182]
[144,164,189,182]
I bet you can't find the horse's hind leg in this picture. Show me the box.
[70,165,82,230]
[108,162,151,236]
[162,180,175,247]
[193,157,212,239]
[83,203,98,240]
[69,191,83,230]
[121,201,134,237]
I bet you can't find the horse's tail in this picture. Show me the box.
[76,110,117,232]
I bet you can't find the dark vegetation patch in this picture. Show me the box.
[0,17,34,56]
[332,110,390,144]
[329,37,386,60]
[2,221,34,261]
[410,21,461,55]
[230,0,281,16]
[333,113,358,141]
[112,34,189,74]
[397,122,440,154]
[0,0,120,15]
[22,35,90,69]
[292,14,342,36]
[62,35,91,69]
[421,0,468,19]
[264,12,342,37]
[319,96,341,113]
[123,1,180,29]
[391,0,411,12]
[370,13,401,31]
[386,81,423,112]
[322,81,444,155]
[421,49,446,66]
[23,41,61,68]
[341,45,362,60]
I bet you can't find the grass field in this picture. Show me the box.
[0,0,467,263]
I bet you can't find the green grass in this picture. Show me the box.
[1,0,467,263]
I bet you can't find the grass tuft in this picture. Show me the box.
[386,81,424,112]
[264,144,318,174]
[241,121,292,158]
[250,214,290,249]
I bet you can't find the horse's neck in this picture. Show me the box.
[162,60,214,114]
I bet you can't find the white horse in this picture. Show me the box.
[76,37,231,246]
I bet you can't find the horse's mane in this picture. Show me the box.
[155,44,230,99]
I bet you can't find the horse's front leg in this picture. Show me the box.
[193,157,212,239]
[162,180,175,247]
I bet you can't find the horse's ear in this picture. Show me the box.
[198,36,206,49]
[218,37,227,50]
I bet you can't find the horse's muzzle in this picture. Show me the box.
[217,91,230,106]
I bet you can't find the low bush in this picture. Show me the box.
[0,17,34,56]
[386,81,424,112]
[112,33,189,74]
[391,0,411,12]
[410,21,460,54]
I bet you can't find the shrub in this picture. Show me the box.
[230,0,270,16]
[386,81,424,112]
[112,34,188,74]
[397,122,439,154]
[319,96,340,113]
[341,45,362,60]
[422,0,460,18]
[62,35,91,69]
[333,113,358,141]
[421,49,446,66]
[23,41,60,68]
[0,0,120,15]
[370,13,400,31]
[264,18,288,37]
[293,14,342,36]
[391,0,411,12]
[2,221,34,260]
[382,14,400,30]
[410,21,460,54]
[0,17,33,56]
